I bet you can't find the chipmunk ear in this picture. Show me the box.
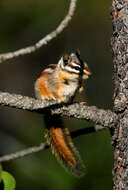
[63,54,69,65]
[75,49,80,57]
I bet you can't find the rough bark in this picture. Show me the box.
[111,1,128,189]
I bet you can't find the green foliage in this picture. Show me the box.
[0,170,16,190]
[0,165,3,183]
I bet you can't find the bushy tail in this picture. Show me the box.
[44,115,85,177]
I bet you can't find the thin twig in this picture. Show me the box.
[0,143,48,162]
[0,125,106,163]
[71,125,106,138]
[0,0,77,63]
[0,92,118,128]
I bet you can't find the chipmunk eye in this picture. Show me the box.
[63,54,69,65]
[73,66,80,71]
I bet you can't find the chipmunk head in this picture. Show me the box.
[58,51,91,80]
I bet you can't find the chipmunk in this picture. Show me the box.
[34,51,91,177]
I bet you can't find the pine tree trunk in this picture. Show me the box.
[112,0,128,189]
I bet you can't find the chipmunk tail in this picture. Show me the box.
[44,125,85,177]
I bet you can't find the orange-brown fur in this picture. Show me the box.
[49,127,76,168]
[36,72,55,100]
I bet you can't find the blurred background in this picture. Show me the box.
[0,0,113,189]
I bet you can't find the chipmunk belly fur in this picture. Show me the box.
[61,81,78,101]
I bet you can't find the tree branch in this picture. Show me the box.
[0,125,106,163]
[0,143,48,162]
[0,0,77,63]
[71,125,106,138]
[52,104,117,128]
[0,91,118,128]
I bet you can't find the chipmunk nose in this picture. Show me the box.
[84,69,91,76]
[84,64,92,76]
[81,62,91,80]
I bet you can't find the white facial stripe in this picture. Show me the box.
[58,55,81,73]
[44,68,54,73]
[65,65,79,73]
[71,53,75,57]
[57,53,91,80]
[58,57,63,65]
[71,62,80,67]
